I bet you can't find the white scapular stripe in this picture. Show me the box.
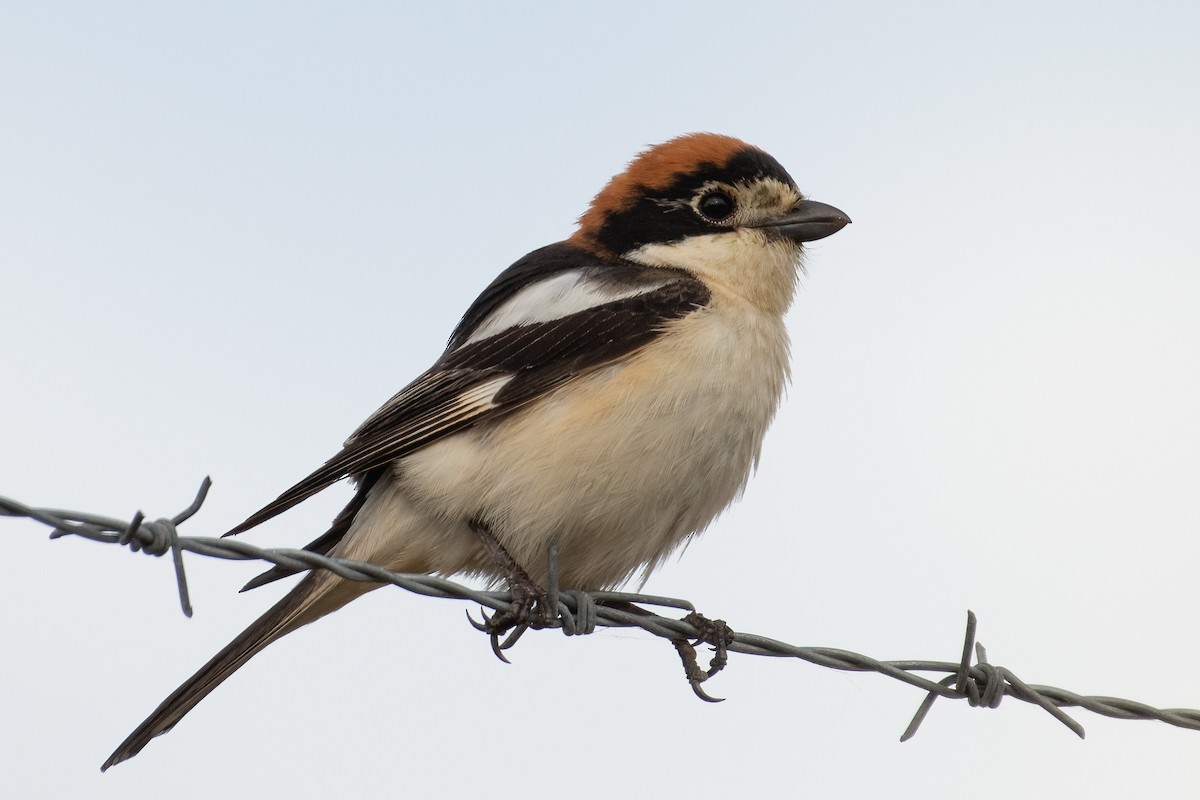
[461,270,668,346]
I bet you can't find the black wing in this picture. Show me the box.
[227,248,709,546]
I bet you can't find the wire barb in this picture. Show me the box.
[900,611,1086,741]
[5,482,1200,740]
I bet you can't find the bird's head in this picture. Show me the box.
[570,133,849,314]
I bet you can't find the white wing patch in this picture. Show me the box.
[461,269,670,346]
[345,373,513,449]
[428,374,512,430]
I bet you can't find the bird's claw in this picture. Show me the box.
[483,586,554,632]
[690,679,725,703]
[486,624,528,664]
[672,611,734,703]
[465,608,490,632]
[471,581,556,663]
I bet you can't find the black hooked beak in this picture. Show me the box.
[757,199,851,243]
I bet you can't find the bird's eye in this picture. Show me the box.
[697,190,736,222]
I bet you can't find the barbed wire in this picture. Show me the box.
[4,478,1200,741]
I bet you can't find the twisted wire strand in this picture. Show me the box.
[4,479,1200,740]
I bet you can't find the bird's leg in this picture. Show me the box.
[468,520,550,640]
[469,518,540,593]
[544,541,560,625]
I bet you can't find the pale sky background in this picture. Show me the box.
[3,2,1199,797]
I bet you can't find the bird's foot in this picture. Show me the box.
[672,611,734,703]
[468,580,557,663]
[466,520,560,660]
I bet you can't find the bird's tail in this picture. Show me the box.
[101,571,374,771]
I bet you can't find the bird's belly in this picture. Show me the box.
[397,307,790,589]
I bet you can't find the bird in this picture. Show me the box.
[101,132,849,770]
